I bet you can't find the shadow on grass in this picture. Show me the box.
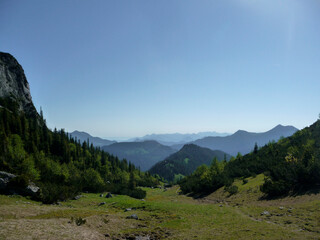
[259,186,320,201]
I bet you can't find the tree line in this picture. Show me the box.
[0,97,159,203]
[179,120,320,197]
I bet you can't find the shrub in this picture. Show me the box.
[260,179,290,197]
[225,185,238,195]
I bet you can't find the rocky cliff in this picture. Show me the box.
[0,52,37,115]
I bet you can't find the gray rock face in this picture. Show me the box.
[0,52,37,115]
[0,171,39,197]
[0,171,17,179]
[0,171,17,190]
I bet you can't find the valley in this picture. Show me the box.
[1,1,320,239]
[1,175,319,239]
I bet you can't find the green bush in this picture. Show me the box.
[225,185,238,195]
[260,179,290,197]
[127,188,146,199]
[38,183,78,204]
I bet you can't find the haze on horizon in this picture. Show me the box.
[1,0,319,139]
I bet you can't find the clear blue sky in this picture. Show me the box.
[1,0,319,139]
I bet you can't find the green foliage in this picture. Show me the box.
[180,120,320,197]
[83,168,105,192]
[0,97,158,203]
[179,159,228,194]
[225,185,238,195]
[150,144,230,182]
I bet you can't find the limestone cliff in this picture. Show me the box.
[0,52,37,115]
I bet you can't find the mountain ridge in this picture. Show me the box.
[173,125,298,155]
[70,130,116,147]
[149,144,231,182]
[102,140,176,171]
[130,131,230,146]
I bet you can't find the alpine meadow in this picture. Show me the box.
[1,1,320,239]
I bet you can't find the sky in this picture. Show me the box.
[1,0,320,140]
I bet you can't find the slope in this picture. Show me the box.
[188,124,298,156]
[102,140,176,171]
[0,52,37,116]
[149,144,231,182]
[70,130,116,147]
[0,52,158,203]
[180,119,320,197]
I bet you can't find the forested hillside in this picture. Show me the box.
[0,52,158,203]
[149,144,230,182]
[0,97,159,203]
[179,120,320,197]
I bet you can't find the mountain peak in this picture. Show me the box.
[233,130,249,135]
[0,52,37,116]
[269,124,298,133]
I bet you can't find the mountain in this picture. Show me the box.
[180,119,320,197]
[130,131,230,146]
[0,52,158,203]
[70,130,116,147]
[102,140,176,171]
[174,125,298,156]
[0,52,37,116]
[149,144,231,182]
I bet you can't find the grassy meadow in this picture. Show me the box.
[0,174,319,239]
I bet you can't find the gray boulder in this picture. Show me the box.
[105,192,112,198]
[261,211,270,216]
[0,171,39,197]
[126,214,138,220]
[74,195,83,200]
[25,183,40,196]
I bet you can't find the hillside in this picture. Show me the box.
[181,124,298,156]
[180,119,320,197]
[149,144,231,182]
[70,130,116,147]
[0,52,158,203]
[102,141,176,171]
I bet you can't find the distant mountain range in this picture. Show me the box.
[72,125,298,171]
[149,144,231,182]
[70,131,116,147]
[130,132,230,146]
[172,125,298,156]
[102,140,176,171]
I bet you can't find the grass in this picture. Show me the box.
[1,175,320,239]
